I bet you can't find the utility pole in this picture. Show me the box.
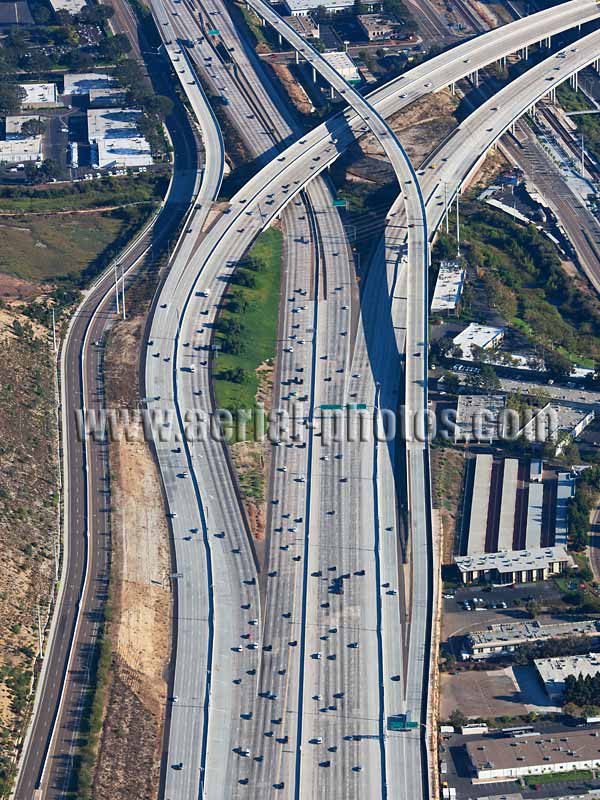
[121,264,126,321]
[456,191,461,258]
[581,132,585,178]
[36,605,43,657]
[114,263,120,314]
[51,307,57,353]
[444,183,449,234]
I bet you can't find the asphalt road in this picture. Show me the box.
[13,30,200,800]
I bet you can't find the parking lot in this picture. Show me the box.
[442,581,565,647]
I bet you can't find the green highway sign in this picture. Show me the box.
[333,199,346,207]
[208,28,220,35]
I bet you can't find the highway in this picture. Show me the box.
[14,1,600,798]
[147,4,600,798]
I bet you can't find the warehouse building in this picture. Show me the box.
[466,727,600,783]
[466,454,493,554]
[284,0,353,15]
[525,481,544,549]
[20,83,59,108]
[323,51,360,83]
[535,652,600,703]
[463,617,597,661]
[497,459,519,551]
[285,14,319,37]
[555,472,575,547]
[87,108,153,169]
[48,0,85,13]
[454,545,571,586]
[357,13,401,40]
[454,394,505,443]
[63,72,117,97]
[431,260,465,314]
[453,323,505,360]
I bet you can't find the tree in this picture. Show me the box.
[21,118,46,137]
[441,372,460,395]
[479,363,501,391]
[545,349,572,379]
[526,599,541,619]
[99,34,131,62]
[143,94,174,119]
[0,83,26,115]
[69,49,95,71]
[448,709,467,729]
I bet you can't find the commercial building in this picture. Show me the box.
[89,87,128,108]
[519,403,594,452]
[87,108,153,169]
[323,51,360,83]
[467,454,493,554]
[284,0,353,15]
[431,260,465,314]
[525,481,544,549]
[454,545,572,586]
[0,136,43,164]
[555,472,575,547]
[48,0,85,13]
[4,115,42,139]
[63,72,117,97]
[535,652,600,703]
[463,617,596,661]
[497,459,519,551]
[453,323,505,360]
[454,394,505,444]
[0,1,33,28]
[530,458,543,483]
[284,14,319,37]
[357,13,401,40]
[1,115,44,162]
[20,83,59,108]
[466,727,600,783]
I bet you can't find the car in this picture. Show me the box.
[310,737,323,744]
[171,695,178,703]
[400,92,408,98]
[311,652,322,659]
[172,762,184,770]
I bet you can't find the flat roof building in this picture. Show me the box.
[431,260,465,313]
[87,108,153,169]
[555,472,574,547]
[284,0,353,15]
[20,83,59,109]
[464,616,593,660]
[525,481,544,549]
[357,13,402,40]
[455,546,572,587]
[48,0,85,13]
[0,136,43,163]
[89,87,128,107]
[284,14,319,37]
[530,458,543,483]
[63,72,117,96]
[497,459,519,551]
[455,394,505,444]
[535,652,600,702]
[467,454,493,554]
[323,51,360,82]
[4,115,42,139]
[453,323,505,360]
[466,727,600,783]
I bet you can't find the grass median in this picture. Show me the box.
[213,227,283,442]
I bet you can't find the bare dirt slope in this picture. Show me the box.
[93,316,171,800]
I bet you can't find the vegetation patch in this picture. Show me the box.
[213,228,283,441]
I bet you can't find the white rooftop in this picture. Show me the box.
[535,652,600,700]
[431,260,465,312]
[87,108,152,169]
[284,0,353,14]
[453,323,505,360]
[4,115,41,138]
[48,0,85,13]
[63,72,117,96]
[323,51,360,82]
[20,83,58,107]
[455,545,572,576]
[0,137,43,163]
